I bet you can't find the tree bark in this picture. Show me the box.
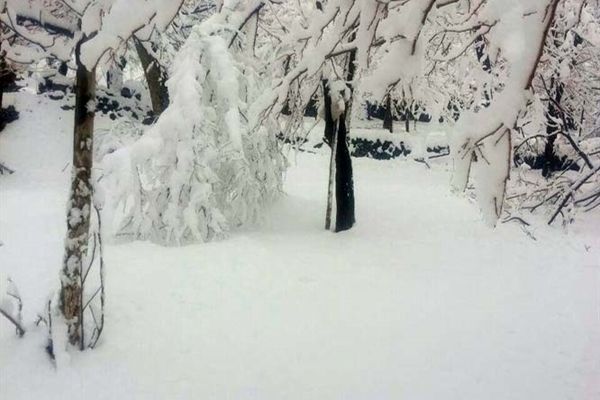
[134,37,169,116]
[60,39,96,350]
[323,79,335,231]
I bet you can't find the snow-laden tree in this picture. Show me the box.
[2,0,184,349]
[506,0,600,225]
[100,1,285,245]
[249,0,570,228]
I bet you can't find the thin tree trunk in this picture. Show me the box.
[60,39,96,350]
[383,94,393,133]
[323,79,336,231]
[0,52,17,134]
[134,37,169,115]
[0,50,14,110]
[281,56,292,115]
[542,79,563,177]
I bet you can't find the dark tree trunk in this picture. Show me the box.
[60,39,96,350]
[106,57,126,92]
[323,79,355,232]
[0,51,17,132]
[383,94,393,133]
[134,37,169,115]
[333,108,355,231]
[322,45,356,232]
[542,79,564,178]
[0,51,16,110]
[542,32,582,178]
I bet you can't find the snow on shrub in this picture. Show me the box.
[100,10,285,245]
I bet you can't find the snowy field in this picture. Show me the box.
[1,95,600,399]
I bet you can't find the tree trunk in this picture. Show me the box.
[134,37,169,116]
[333,107,355,232]
[383,94,393,133]
[281,55,292,116]
[60,39,96,350]
[1,51,17,132]
[542,33,582,178]
[323,45,356,233]
[0,50,15,110]
[323,79,335,231]
[542,79,564,178]
[323,80,355,232]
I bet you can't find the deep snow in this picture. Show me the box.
[1,93,599,399]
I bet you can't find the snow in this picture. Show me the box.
[1,93,600,399]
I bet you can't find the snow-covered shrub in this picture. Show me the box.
[101,15,285,245]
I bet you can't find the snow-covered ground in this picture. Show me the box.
[1,94,599,399]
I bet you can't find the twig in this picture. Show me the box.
[548,163,600,224]
[0,162,15,175]
[0,307,25,337]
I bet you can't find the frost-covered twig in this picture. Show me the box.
[0,307,25,337]
[548,163,600,225]
[0,277,25,337]
[87,204,104,349]
[0,161,15,175]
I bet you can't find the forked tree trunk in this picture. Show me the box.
[60,40,96,350]
[323,79,355,233]
[134,37,169,115]
[383,94,393,133]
